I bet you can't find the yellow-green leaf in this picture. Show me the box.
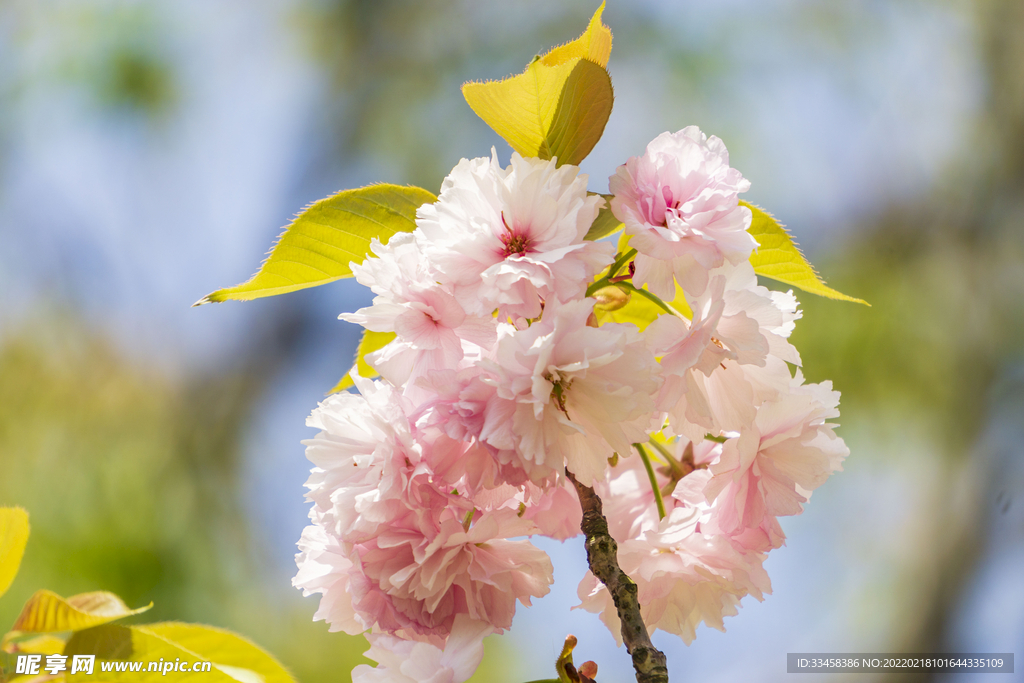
[65,624,237,682]
[0,506,29,599]
[196,184,437,305]
[542,1,612,68]
[2,632,67,655]
[584,193,622,241]
[13,590,151,633]
[330,329,396,393]
[462,4,614,166]
[142,623,295,683]
[595,283,692,331]
[743,201,869,306]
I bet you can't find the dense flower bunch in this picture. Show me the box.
[293,128,848,681]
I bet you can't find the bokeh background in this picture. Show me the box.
[1,1,1021,681]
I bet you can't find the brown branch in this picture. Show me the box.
[566,470,669,683]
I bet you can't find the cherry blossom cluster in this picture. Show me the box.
[293,126,848,681]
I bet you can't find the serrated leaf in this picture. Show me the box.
[330,329,396,393]
[196,184,437,305]
[584,193,621,241]
[463,60,612,167]
[462,4,613,167]
[743,201,869,306]
[65,624,238,682]
[541,1,612,68]
[13,590,151,633]
[0,506,29,599]
[143,623,295,683]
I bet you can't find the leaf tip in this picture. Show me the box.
[328,374,355,395]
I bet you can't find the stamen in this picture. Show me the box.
[500,211,532,257]
[544,371,573,416]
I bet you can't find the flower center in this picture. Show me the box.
[661,185,682,225]
[500,212,533,257]
[544,370,573,416]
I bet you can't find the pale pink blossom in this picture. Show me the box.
[293,524,364,635]
[479,299,662,486]
[594,443,715,541]
[341,233,495,387]
[292,133,852,657]
[409,369,527,492]
[410,369,492,444]
[704,375,848,552]
[302,378,423,543]
[576,505,770,645]
[516,482,583,541]
[578,445,771,644]
[594,439,721,544]
[347,507,553,639]
[610,126,756,299]
[352,614,493,683]
[416,151,614,319]
[647,262,802,441]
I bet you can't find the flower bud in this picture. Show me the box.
[592,285,631,311]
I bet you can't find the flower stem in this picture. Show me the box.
[608,248,637,279]
[586,248,637,297]
[634,443,666,520]
[585,277,612,297]
[647,439,674,463]
[617,283,687,320]
[566,470,669,683]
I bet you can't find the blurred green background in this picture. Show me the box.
[0,1,1021,682]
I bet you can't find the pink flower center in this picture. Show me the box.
[500,212,533,258]
[660,185,682,224]
[639,185,682,227]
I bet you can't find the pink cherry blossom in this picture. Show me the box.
[352,615,493,683]
[516,481,583,541]
[576,504,770,646]
[347,507,553,639]
[704,375,848,552]
[293,524,363,635]
[610,126,757,299]
[577,442,771,644]
[292,125,853,660]
[416,151,614,319]
[479,298,662,486]
[647,262,802,441]
[341,233,496,387]
[301,377,423,543]
[409,369,528,492]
